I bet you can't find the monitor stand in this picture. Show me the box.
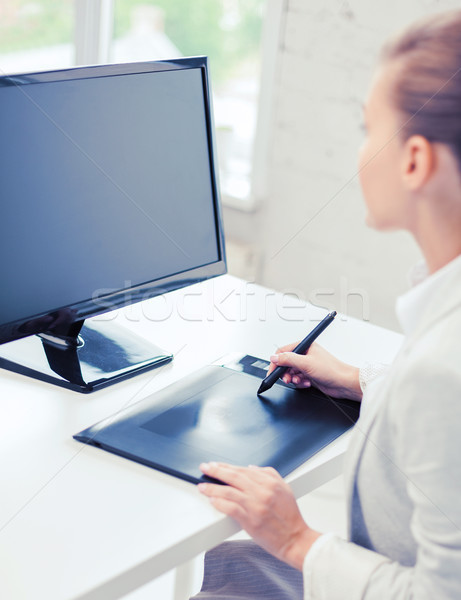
[0,319,173,393]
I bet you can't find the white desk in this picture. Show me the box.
[0,275,403,600]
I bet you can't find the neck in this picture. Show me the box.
[412,202,461,274]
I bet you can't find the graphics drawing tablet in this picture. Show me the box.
[74,355,360,484]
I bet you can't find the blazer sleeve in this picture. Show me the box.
[303,349,461,599]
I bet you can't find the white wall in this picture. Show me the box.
[224,0,461,331]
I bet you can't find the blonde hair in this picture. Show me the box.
[381,10,461,170]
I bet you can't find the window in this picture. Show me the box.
[0,0,74,73]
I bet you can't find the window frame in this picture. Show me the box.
[222,0,285,212]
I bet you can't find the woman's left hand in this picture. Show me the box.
[198,462,321,570]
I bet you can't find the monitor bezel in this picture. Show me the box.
[0,56,226,345]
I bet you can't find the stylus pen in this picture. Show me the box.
[257,310,337,395]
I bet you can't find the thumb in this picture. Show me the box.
[271,351,308,372]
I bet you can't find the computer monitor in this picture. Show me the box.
[0,57,226,393]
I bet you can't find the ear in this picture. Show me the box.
[401,135,435,190]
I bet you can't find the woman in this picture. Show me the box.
[194,10,461,599]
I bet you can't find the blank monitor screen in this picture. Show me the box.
[0,66,220,327]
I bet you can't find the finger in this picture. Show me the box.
[292,372,310,386]
[198,482,245,504]
[267,359,284,376]
[267,341,302,375]
[271,351,309,373]
[200,462,252,490]
[284,370,313,387]
[267,359,296,377]
[266,362,276,375]
[283,367,304,384]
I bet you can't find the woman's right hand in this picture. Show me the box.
[267,342,362,401]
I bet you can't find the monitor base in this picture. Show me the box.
[0,319,173,393]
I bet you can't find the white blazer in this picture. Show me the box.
[304,258,461,599]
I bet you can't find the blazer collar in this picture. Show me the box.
[344,255,461,533]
